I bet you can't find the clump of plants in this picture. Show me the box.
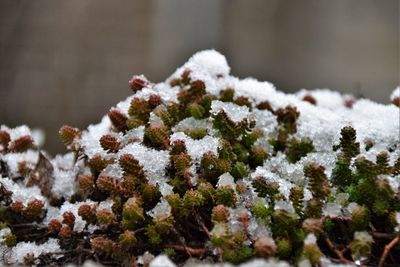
[0,50,399,266]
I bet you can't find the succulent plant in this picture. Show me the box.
[0,51,399,267]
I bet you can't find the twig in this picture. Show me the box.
[164,244,205,256]
[134,227,146,234]
[195,214,210,239]
[378,236,400,267]
[322,234,353,265]
[171,228,192,257]
[371,232,396,239]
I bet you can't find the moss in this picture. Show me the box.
[187,103,205,119]
[230,161,249,180]
[252,176,279,201]
[215,186,237,207]
[304,163,330,200]
[289,186,304,218]
[183,127,208,140]
[301,243,322,265]
[285,138,314,163]
[251,199,270,219]
[219,88,235,102]
[146,216,175,245]
[108,108,128,132]
[121,197,144,230]
[143,123,170,149]
[4,233,17,247]
[334,126,360,160]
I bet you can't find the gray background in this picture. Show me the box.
[0,0,399,154]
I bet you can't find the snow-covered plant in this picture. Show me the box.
[0,50,399,267]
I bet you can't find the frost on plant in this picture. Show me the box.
[0,50,400,266]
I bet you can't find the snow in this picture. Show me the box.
[235,78,277,104]
[211,100,250,123]
[80,116,112,159]
[51,153,78,199]
[159,183,174,197]
[8,238,60,264]
[395,212,400,232]
[251,167,294,200]
[304,233,317,245]
[118,143,169,185]
[274,200,295,214]
[99,163,124,181]
[134,84,179,103]
[31,128,46,148]
[147,199,172,219]
[2,125,32,143]
[0,177,46,206]
[170,132,220,163]
[173,117,209,132]
[252,109,277,132]
[323,203,342,218]
[44,200,96,233]
[217,173,235,188]
[2,150,39,178]
[296,89,347,110]
[122,126,145,144]
[44,199,112,233]
[390,86,400,101]
[149,254,176,267]
[348,99,399,149]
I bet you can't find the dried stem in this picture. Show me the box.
[378,236,400,267]
[322,234,353,265]
[195,214,210,239]
[164,244,205,256]
[371,232,396,240]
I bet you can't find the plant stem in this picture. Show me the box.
[378,236,399,267]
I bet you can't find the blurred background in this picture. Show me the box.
[0,0,399,154]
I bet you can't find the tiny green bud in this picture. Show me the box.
[231,162,248,180]
[187,103,205,119]
[351,205,370,231]
[122,197,144,230]
[351,231,373,261]
[302,243,322,265]
[276,238,292,259]
[108,108,128,132]
[212,205,230,223]
[119,154,145,178]
[96,209,115,226]
[254,235,276,258]
[59,125,80,147]
[219,88,235,102]
[215,186,237,207]
[119,230,137,249]
[143,123,170,149]
[4,233,17,247]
